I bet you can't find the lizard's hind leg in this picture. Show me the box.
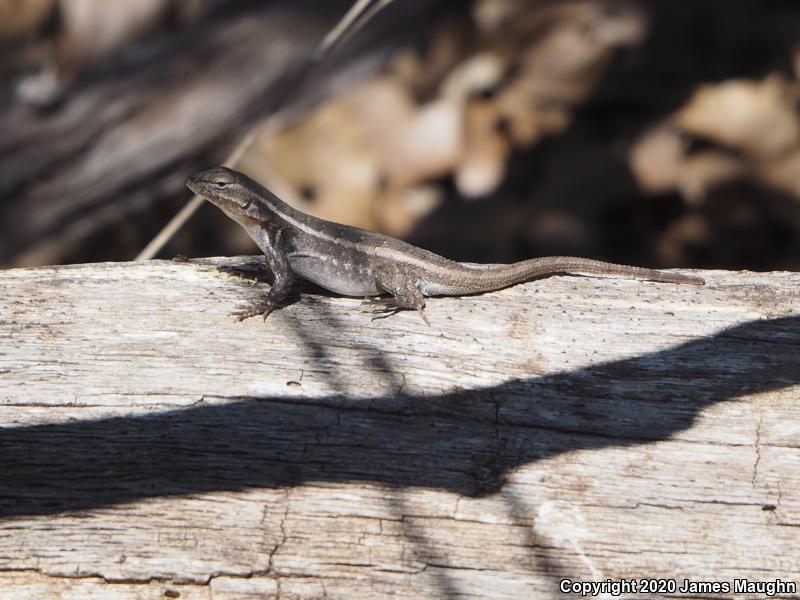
[364,271,430,326]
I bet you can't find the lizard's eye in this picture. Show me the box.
[214,181,228,189]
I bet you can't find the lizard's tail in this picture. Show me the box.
[430,257,704,296]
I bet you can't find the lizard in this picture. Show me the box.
[187,167,704,324]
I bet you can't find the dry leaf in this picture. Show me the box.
[456,98,510,198]
[632,75,800,206]
[630,125,745,204]
[676,77,800,158]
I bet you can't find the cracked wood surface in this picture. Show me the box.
[0,257,799,599]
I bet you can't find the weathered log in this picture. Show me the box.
[0,259,798,598]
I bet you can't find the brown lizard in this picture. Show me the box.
[187,167,704,323]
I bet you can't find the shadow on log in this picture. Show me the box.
[2,315,797,518]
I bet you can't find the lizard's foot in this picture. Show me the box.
[361,298,430,326]
[233,286,300,322]
[231,296,286,321]
[362,298,402,321]
[232,298,280,321]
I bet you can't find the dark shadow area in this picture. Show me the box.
[1,315,798,519]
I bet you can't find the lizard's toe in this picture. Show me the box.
[231,301,273,321]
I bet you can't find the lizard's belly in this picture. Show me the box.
[288,254,381,297]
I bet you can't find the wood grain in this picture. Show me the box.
[1,258,798,598]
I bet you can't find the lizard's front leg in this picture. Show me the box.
[233,228,299,321]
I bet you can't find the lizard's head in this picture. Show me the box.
[187,167,263,220]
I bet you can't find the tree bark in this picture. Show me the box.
[1,259,798,598]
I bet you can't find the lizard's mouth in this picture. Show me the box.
[186,176,209,197]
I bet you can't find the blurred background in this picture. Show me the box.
[2,0,800,271]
